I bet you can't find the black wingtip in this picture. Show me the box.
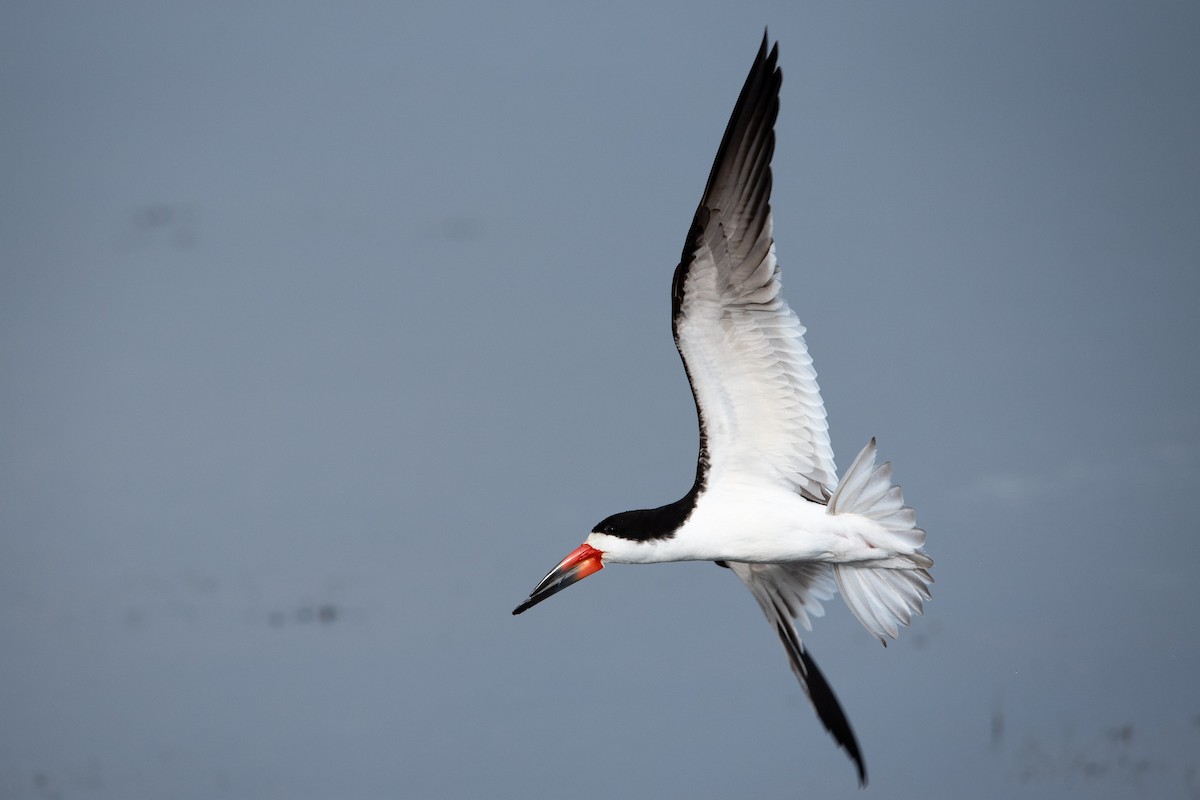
[797,646,869,786]
[771,609,867,785]
[759,28,780,67]
[681,27,781,266]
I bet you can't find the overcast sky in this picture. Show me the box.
[2,2,1199,798]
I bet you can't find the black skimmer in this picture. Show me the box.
[512,35,932,785]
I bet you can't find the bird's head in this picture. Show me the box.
[512,510,668,615]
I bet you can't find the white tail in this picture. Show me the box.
[828,438,933,644]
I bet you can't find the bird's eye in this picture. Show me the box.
[603,524,616,534]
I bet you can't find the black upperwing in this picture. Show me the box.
[669,34,836,505]
[671,33,779,329]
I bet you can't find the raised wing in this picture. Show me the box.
[728,561,867,785]
[671,36,835,501]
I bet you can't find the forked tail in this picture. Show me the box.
[827,438,933,644]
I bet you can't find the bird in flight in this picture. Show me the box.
[512,35,932,785]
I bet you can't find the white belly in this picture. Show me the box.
[587,483,887,565]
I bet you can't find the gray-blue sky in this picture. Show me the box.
[2,2,1199,798]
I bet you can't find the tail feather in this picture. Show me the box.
[828,438,933,644]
